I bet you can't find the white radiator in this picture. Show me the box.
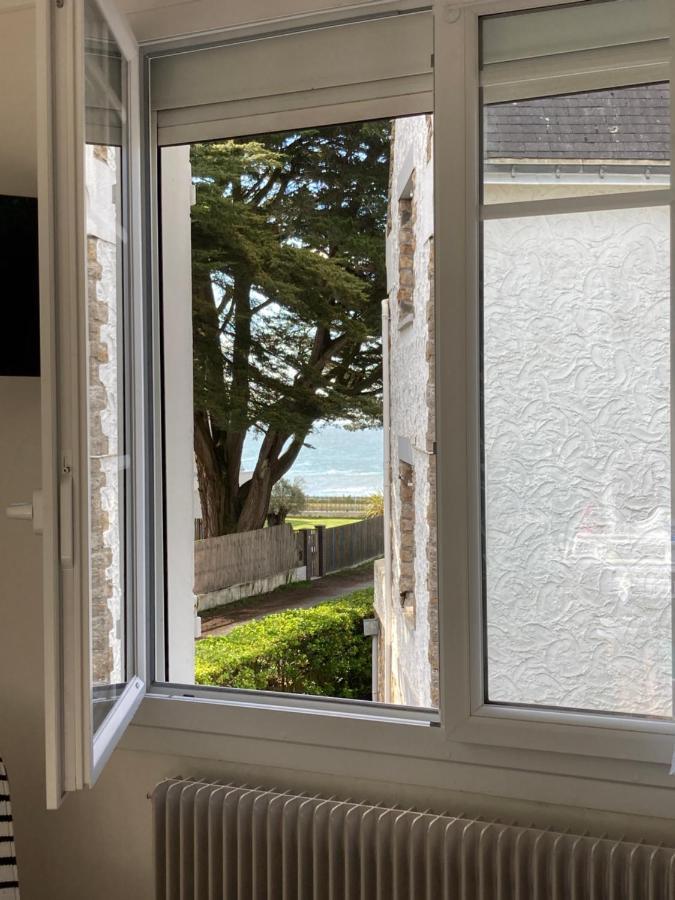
[152,778,675,899]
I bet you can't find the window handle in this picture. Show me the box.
[5,490,44,535]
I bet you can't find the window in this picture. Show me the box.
[85,0,131,724]
[38,0,675,818]
[159,112,438,710]
[39,0,144,806]
[480,81,671,717]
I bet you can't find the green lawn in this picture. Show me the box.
[287,516,362,530]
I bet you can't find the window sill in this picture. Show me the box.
[123,690,675,822]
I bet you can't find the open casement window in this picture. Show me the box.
[31,0,675,818]
[133,0,675,800]
[151,10,435,700]
[37,0,145,807]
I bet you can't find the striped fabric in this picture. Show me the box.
[0,760,19,898]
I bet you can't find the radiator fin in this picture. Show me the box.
[152,778,675,900]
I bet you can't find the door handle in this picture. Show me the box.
[5,490,44,534]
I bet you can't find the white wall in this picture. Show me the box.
[0,5,36,197]
[382,114,436,707]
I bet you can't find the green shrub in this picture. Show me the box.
[195,589,374,699]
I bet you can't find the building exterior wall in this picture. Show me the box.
[383,124,671,715]
[86,144,124,685]
[378,114,436,708]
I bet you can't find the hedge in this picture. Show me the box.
[195,588,374,699]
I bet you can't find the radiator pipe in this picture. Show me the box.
[381,298,393,704]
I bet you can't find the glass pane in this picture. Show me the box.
[483,206,671,717]
[84,0,130,730]
[483,84,671,204]
[161,113,438,708]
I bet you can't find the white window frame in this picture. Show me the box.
[37,0,147,808]
[124,0,675,822]
[452,5,675,761]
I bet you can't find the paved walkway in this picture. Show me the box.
[199,565,374,637]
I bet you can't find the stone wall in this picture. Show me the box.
[86,144,124,686]
[382,114,436,708]
[425,236,438,708]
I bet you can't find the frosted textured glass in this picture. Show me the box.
[483,206,671,716]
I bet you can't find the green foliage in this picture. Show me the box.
[191,126,389,434]
[270,477,307,517]
[364,492,384,518]
[195,589,374,698]
[286,516,361,530]
[190,122,391,535]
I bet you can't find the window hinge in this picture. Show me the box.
[430,52,434,68]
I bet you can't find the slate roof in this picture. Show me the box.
[485,84,670,163]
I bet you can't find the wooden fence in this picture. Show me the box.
[317,515,384,575]
[194,517,383,603]
[194,524,300,595]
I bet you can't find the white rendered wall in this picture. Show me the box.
[384,114,435,707]
[161,145,196,682]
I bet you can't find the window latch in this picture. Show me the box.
[5,490,44,535]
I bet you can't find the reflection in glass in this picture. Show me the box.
[84,0,129,725]
[483,84,671,204]
[483,206,671,716]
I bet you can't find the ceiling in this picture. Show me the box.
[117,0,388,44]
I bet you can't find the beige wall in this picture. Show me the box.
[1,3,675,899]
[0,5,36,197]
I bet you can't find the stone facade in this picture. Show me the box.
[397,460,415,600]
[396,174,415,320]
[375,115,436,707]
[379,109,671,716]
[86,144,124,686]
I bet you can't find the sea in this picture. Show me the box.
[241,424,384,497]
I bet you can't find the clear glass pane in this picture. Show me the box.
[483,206,671,717]
[161,114,438,708]
[84,0,130,730]
[483,84,671,205]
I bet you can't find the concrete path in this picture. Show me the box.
[199,564,374,637]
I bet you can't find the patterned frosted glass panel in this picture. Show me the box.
[483,206,671,716]
[483,84,670,204]
[85,0,130,731]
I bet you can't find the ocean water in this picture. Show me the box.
[241,425,384,497]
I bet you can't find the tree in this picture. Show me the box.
[364,492,384,518]
[191,122,389,536]
[268,478,307,525]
